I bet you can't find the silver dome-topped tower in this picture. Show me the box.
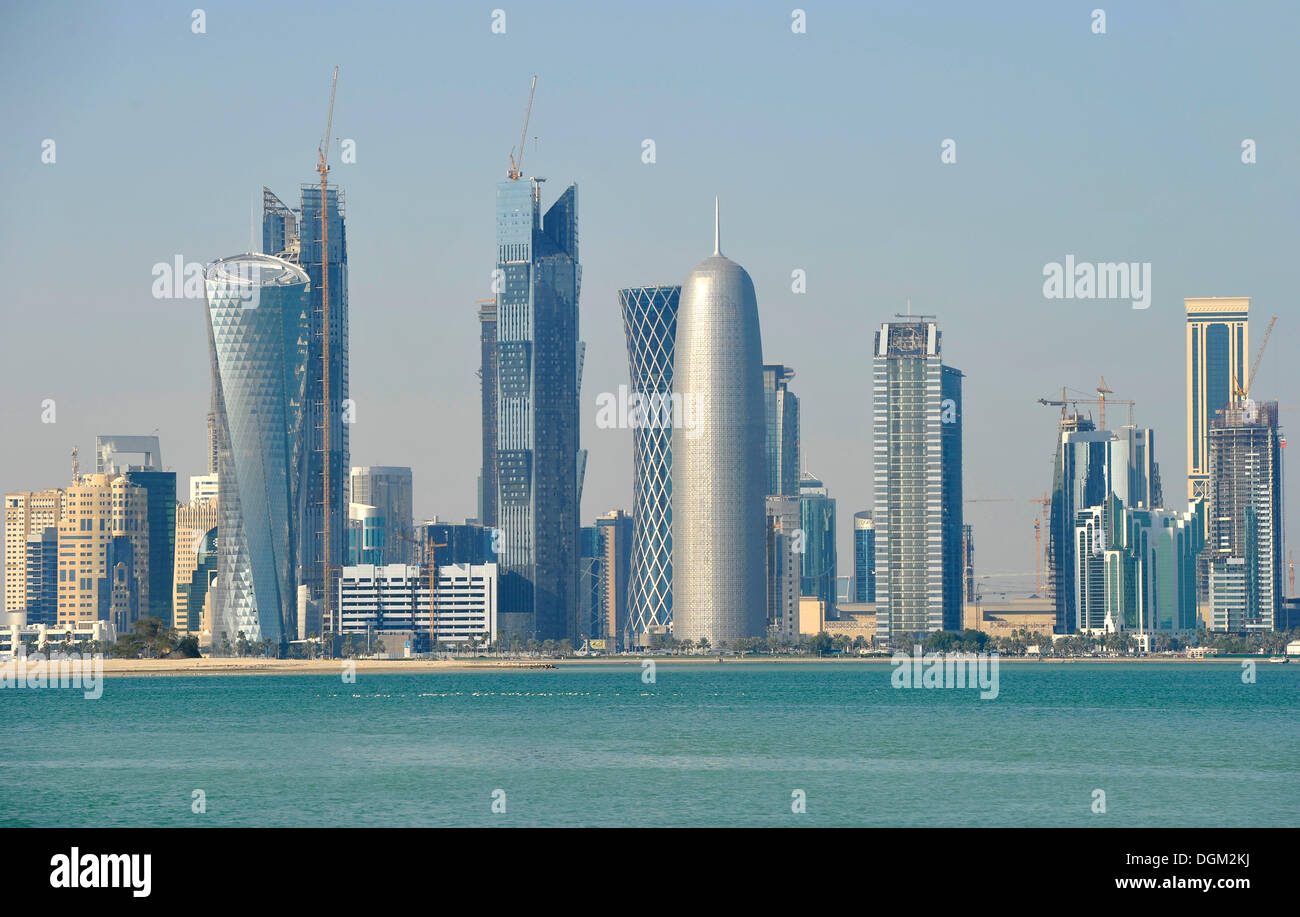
[670,199,768,645]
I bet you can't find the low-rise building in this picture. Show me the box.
[337,563,497,649]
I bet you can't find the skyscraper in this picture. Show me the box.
[1207,401,1285,631]
[56,473,150,631]
[766,494,802,640]
[493,178,583,641]
[205,253,310,646]
[799,472,837,616]
[593,509,633,650]
[5,488,63,615]
[1047,421,1163,632]
[671,203,767,646]
[619,284,680,646]
[853,510,876,603]
[478,298,499,528]
[1186,298,1249,503]
[762,364,800,497]
[96,438,176,627]
[872,316,964,643]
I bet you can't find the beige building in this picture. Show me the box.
[173,496,218,633]
[966,597,1056,638]
[797,597,825,636]
[4,488,65,612]
[826,604,877,643]
[1185,298,1250,503]
[57,473,150,630]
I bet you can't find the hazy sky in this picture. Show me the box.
[2,1,1297,597]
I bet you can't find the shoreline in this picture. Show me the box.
[83,654,1284,677]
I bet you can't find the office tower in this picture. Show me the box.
[766,494,802,640]
[173,496,218,633]
[671,203,767,646]
[421,519,499,566]
[579,525,600,641]
[618,284,681,645]
[1186,298,1249,504]
[493,178,582,641]
[1207,401,1285,631]
[349,466,413,563]
[853,510,876,602]
[295,183,350,622]
[478,299,499,528]
[5,488,63,613]
[57,473,150,630]
[95,435,162,475]
[23,527,59,627]
[337,562,498,648]
[763,364,800,497]
[962,523,975,606]
[205,253,310,646]
[1047,421,1162,633]
[262,187,300,260]
[799,472,837,616]
[872,317,964,643]
[593,510,632,650]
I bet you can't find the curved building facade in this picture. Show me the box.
[619,285,680,645]
[205,253,310,647]
[670,210,767,645]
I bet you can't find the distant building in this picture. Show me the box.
[337,563,498,648]
[189,474,219,504]
[420,520,498,566]
[478,299,498,528]
[173,496,218,634]
[5,488,64,614]
[799,472,837,617]
[763,364,800,497]
[873,316,963,643]
[766,495,802,641]
[346,503,385,566]
[1185,297,1249,504]
[594,510,632,650]
[349,466,413,564]
[853,511,875,603]
[23,527,59,627]
[57,473,150,632]
[1206,401,1285,631]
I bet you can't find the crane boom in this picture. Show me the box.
[507,75,537,180]
[1236,315,1278,401]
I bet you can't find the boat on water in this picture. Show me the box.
[1268,656,1288,664]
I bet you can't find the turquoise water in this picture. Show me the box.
[2,663,1297,827]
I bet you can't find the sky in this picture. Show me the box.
[2,0,1298,597]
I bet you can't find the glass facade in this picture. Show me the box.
[799,473,837,614]
[763,364,799,497]
[853,510,875,602]
[206,253,310,646]
[493,180,582,641]
[618,285,679,645]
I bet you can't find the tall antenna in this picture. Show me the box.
[319,65,339,639]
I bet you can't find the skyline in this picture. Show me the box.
[2,2,1299,591]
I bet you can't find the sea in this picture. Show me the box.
[2,662,1297,827]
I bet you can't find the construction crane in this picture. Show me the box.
[1029,492,1050,596]
[1233,315,1278,403]
[318,65,339,636]
[427,536,448,653]
[1038,386,1135,429]
[506,75,537,180]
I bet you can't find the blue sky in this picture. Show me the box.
[2,1,1298,593]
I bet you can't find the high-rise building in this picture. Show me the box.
[766,494,802,641]
[421,519,499,567]
[349,466,413,564]
[618,284,680,646]
[1207,401,1285,631]
[670,203,767,646]
[205,253,310,646]
[853,510,876,603]
[872,317,964,643]
[593,510,632,650]
[346,503,385,566]
[1186,298,1249,503]
[94,436,176,625]
[492,178,583,641]
[57,473,150,631]
[763,364,800,497]
[799,472,837,616]
[295,183,350,620]
[1047,421,1162,633]
[23,526,59,627]
[478,299,499,528]
[173,496,218,634]
[5,488,64,614]
[190,474,219,504]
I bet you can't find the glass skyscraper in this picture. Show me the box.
[762,364,799,497]
[799,472,837,615]
[493,179,583,641]
[853,510,876,603]
[205,253,310,646]
[872,317,963,643]
[618,285,679,646]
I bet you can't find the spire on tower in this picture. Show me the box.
[713,195,720,256]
